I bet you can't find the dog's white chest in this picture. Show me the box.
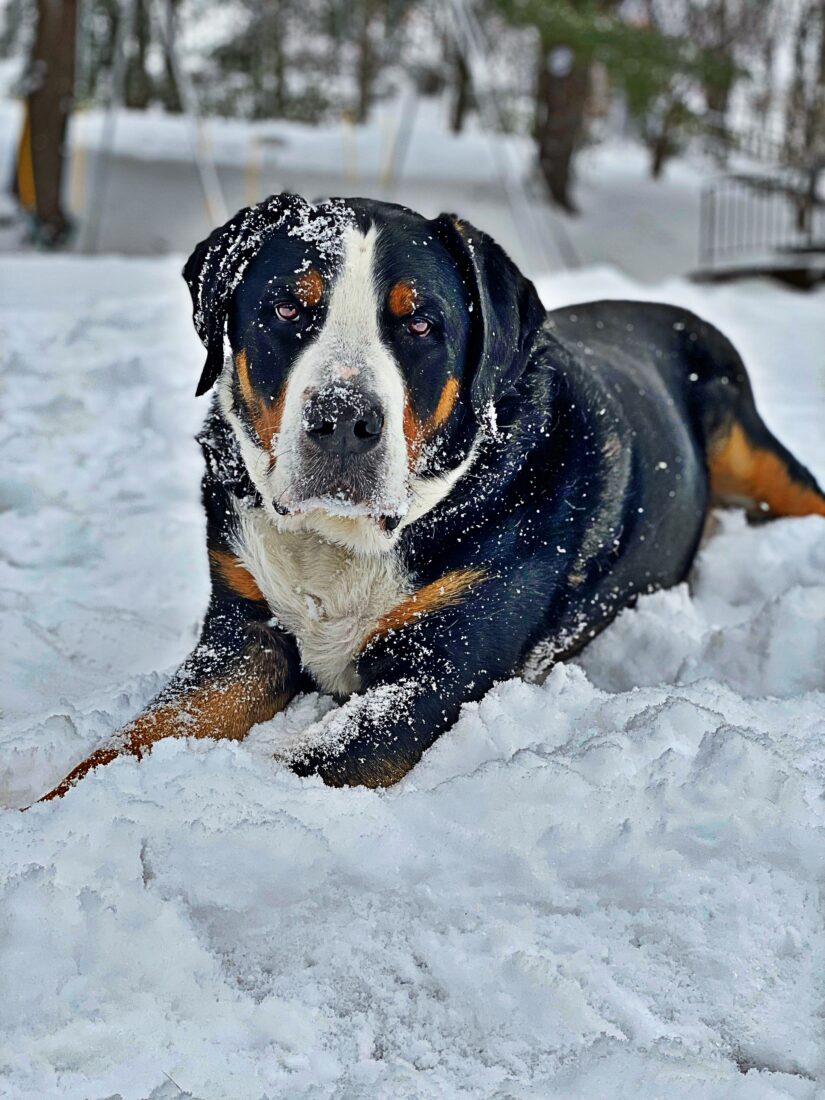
[234,508,408,695]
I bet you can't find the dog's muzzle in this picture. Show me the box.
[302,386,385,459]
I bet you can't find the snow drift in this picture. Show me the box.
[1,256,824,1099]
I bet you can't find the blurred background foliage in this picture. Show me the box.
[2,0,824,242]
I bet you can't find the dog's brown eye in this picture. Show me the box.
[408,317,431,337]
[275,302,299,322]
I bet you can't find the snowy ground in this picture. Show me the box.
[1,254,825,1100]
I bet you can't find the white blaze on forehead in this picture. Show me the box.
[270,225,410,522]
[323,225,384,361]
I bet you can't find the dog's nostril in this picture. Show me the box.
[354,413,383,440]
[316,420,335,437]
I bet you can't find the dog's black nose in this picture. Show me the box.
[303,388,384,456]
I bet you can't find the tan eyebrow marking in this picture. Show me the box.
[388,280,418,317]
[295,268,324,307]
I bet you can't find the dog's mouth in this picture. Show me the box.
[266,394,412,538]
[272,478,407,534]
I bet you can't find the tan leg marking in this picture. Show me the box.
[209,548,265,603]
[235,349,285,453]
[709,422,825,518]
[362,566,488,649]
[39,668,290,802]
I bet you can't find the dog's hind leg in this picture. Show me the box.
[707,402,825,520]
[691,327,825,519]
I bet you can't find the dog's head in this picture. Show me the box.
[184,194,544,554]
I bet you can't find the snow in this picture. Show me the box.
[2,253,825,1099]
[0,96,532,188]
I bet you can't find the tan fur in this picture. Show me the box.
[709,422,825,517]
[39,673,290,802]
[235,349,285,454]
[209,548,266,603]
[403,377,460,462]
[430,377,460,432]
[362,566,488,649]
[295,268,324,307]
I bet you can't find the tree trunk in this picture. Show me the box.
[355,0,381,124]
[273,19,287,116]
[785,3,810,166]
[703,0,732,131]
[650,132,667,178]
[159,51,183,113]
[17,0,78,245]
[124,0,152,109]
[450,49,471,134]
[534,41,590,213]
[648,97,679,179]
[158,0,183,112]
[810,0,825,153]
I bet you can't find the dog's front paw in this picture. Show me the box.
[290,737,414,788]
[280,680,421,789]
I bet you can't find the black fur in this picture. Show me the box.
[432,214,547,421]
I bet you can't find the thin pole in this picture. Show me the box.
[155,0,227,226]
[444,0,578,272]
[82,0,135,252]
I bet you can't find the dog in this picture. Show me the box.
[39,194,825,801]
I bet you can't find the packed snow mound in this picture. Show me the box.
[1,257,824,1099]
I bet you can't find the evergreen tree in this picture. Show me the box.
[494,0,736,206]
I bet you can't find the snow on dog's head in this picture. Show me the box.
[183,194,545,554]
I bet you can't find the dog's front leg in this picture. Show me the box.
[286,568,534,788]
[37,558,302,803]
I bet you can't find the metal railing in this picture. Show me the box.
[699,169,825,270]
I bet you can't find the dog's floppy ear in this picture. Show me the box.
[183,193,296,396]
[433,214,545,426]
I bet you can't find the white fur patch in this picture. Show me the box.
[234,505,410,695]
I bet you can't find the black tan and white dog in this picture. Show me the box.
[40,194,825,801]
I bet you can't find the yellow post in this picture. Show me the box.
[244,133,261,205]
[341,111,358,184]
[68,109,86,215]
[16,102,36,212]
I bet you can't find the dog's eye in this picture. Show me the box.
[274,302,300,322]
[408,317,432,337]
